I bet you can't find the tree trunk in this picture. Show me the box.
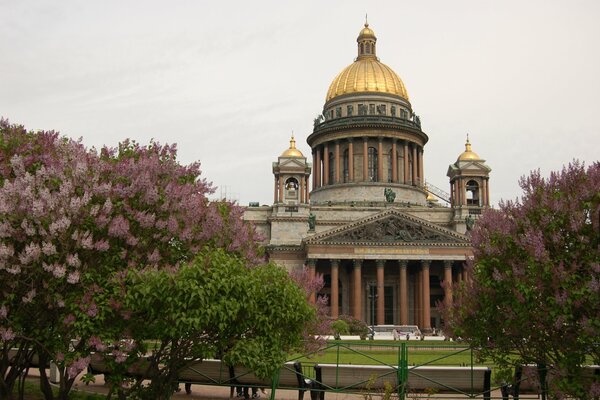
[37,359,54,400]
[537,363,548,400]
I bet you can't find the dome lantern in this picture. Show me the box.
[357,21,377,60]
[325,22,409,102]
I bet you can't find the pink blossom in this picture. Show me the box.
[66,253,80,268]
[22,289,36,303]
[108,215,130,238]
[52,264,66,278]
[0,305,7,319]
[86,303,98,317]
[41,241,56,256]
[94,239,110,251]
[67,271,80,284]
[0,243,14,259]
[49,216,71,235]
[0,327,15,341]
[63,314,75,326]
[113,349,127,363]
[66,356,90,379]
[88,336,107,351]
[147,249,160,263]
[6,265,21,275]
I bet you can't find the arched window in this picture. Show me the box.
[343,149,349,182]
[328,152,335,184]
[368,147,378,182]
[466,180,480,206]
[285,177,298,190]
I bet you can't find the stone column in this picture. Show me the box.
[444,260,453,309]
[419,148,424,188]
[403,142,410,184]
[348,139,354,182]
[305,176,310,202]
[483,178,490,207]
[274,176,278,203]
[323,143,329,186]
[312,151,316,189]
[308,259,316,304]
[363,138,368,182]
[377,137,383,182]
[300,174,305,203]
[331,259,340,319]
[335,140,340,184]
[353,260,362,320]
[412,144,418,186]
[391,140,398,183]
[315,147,321,189]
[422,260,431,333]
[415,268,421,327]
[399,260,408,325]
[279,176,284,203]
[376,259,385,326]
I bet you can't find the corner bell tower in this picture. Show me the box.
[273,135,311,210]
[447,136,491,233]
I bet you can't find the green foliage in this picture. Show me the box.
[331,319,350,336]
[113,247,315,398]
[338,315,369,339]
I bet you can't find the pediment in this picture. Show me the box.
[305,208,468,246]
[278,158,307,169]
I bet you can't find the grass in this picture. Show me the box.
[21,379,106,400]
[295,340,481,367]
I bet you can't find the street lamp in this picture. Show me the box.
[367,281,378,339]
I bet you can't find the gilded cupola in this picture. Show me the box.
[280,135,304,158]
[325,22,409,103]
[457,136,481,162]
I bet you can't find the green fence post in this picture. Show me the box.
[399,342,407,400]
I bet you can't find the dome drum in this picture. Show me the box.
[310,182,427,206]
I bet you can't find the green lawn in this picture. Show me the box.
[22,379,106,400]
[294,341,481,367]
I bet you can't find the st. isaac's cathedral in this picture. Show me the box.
[243,22,491,333]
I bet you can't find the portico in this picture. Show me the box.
[304,208,470,333]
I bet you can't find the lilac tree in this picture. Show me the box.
[0,119,262,399]
[443,161,600,399]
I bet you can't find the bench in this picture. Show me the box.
[89,355,312,400]
[312,364,491,400]
[233,361,313,400]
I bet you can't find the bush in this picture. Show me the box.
[331,319,350,338]
[338,315,369,340]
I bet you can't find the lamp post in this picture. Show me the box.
[367,281,378,338]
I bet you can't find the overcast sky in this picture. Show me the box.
[2,0,599,206]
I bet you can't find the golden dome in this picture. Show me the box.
[458,136,481,161]
[280,135,304,157]
[325,23,409,102]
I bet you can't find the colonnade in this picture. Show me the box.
[311,137,424,189]
[307,258,468,332]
